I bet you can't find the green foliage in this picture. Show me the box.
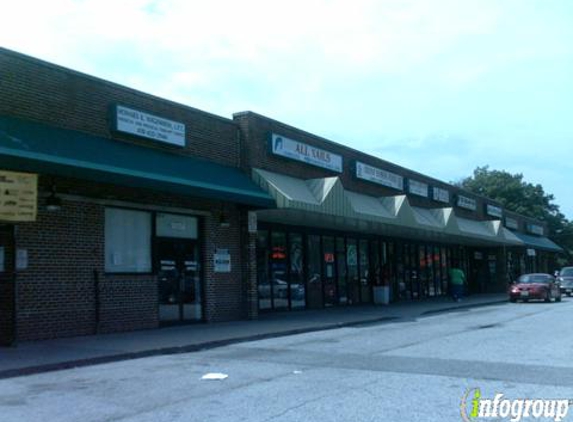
[456,166,573,257]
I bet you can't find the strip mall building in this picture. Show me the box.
[0,48,563,345]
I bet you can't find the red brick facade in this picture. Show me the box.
[0,48,256,343]
[0,47,556,344]
[0,225,15,345]
[9,175,249,341]
[233,111,503,221]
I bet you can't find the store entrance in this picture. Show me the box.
[156,238,202,323]
[0,225,15,346]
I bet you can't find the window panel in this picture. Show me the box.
[105,208,151,273]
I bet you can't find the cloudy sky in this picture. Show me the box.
[2,0,573,218]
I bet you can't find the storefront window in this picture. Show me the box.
[406,244,418,299]
[307,235,323,309]
[386,241,395,298]
[370,240,381,287]
[359,239,371,303]
[442,247,449,295]
[271,232,288,310]
[323,236,337,306]
[336,237,348,304]
[426,246,435,297]
[289,233,305,309]
[256,231,271,310]
[105,208,151,273]
[257,227,466,309]
[418,245,427,298]
[347,239,359,304]
[395,242,405,301]
[433,246,441,296]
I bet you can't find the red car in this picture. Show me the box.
[509,273,562,303]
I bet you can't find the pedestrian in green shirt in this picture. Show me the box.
[449,265,465,302]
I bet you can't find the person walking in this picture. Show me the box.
[449,264,466,302]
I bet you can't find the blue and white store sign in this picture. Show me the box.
[505,217,519,230]
[408,179,429,197]
[457,195,477,211]
[355,162,403,190]
[528,224,544,236]
[432,187,450,204]
[486,204,503,218]
[271,133,343,173]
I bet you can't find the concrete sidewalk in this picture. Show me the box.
[0,293,507,379]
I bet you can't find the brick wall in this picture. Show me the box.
[234,111,499,221]
[0,226,15,345]
[16,199,103,340]
[11,174,248,341]
[98,274,158,334]
[0,47,239,168]
[203,206,247,322]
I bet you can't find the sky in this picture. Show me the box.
[2,0,573,218]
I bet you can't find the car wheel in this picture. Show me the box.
[509,298,517,303]
[556,295,562,302]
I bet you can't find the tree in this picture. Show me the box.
[456,166,573,260]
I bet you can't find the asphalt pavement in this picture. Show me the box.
[0,293,506,379]
[1,294,571,422]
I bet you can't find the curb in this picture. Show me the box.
[420,299,508,316]
[0,316,398,380]
[0,299,506,380]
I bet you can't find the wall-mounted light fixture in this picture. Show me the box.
[218,204,230,228]
[45,184,62,212]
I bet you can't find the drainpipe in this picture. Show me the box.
[11,224,18,347]
[93,269,100,334]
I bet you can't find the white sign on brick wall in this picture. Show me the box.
[214,249,231,273]
[356,161,404,190]
[408,179,429,197]
[486,204,503,218]
[505,217,519,230]
[457,195,477,211]
[113,104,186,147]
[248,211,258,233]
[432,187,450,203]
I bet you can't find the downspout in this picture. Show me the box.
[11,224,18,347]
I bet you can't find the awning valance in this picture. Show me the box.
[510,231,564,253]
[252,168,527,247]
[0,115,274,208]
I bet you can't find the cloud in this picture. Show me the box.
[2,0,573,217]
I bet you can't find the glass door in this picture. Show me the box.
[336,237,348,305]
[156,239,202,323]
[359,239,372,303]
[270,232,288,310]
[323,236,337,306]
[289,233,306,309]
[347,238,360,304]
[306,235,323,309]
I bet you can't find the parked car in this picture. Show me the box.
[557,267,573,296]
[509,273,562,303]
